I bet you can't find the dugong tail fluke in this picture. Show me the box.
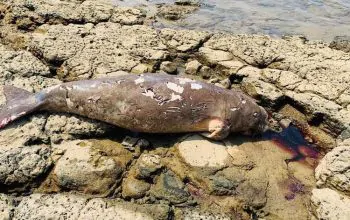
[0,85,42,128]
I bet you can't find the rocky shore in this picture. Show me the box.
[0,0,350,219]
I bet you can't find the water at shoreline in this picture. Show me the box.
[115,0,350,41]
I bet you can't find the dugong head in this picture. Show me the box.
[229,97,269,135]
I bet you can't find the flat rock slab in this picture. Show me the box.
[311,188,350,220]
[316,144,350,194]
[177,135,230,168]
[13,193,169,220]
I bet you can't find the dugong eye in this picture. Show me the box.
[253,112,258,117]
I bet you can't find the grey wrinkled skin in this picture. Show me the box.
[19,74,269,140]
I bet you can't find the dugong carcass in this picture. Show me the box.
[0,74,269,140]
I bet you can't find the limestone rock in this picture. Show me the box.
[185,60,202,74]
[45,114,112,144]
[135,154,162,179]
[175,208,231,220]
[13,193,170,219]
[199,47,233,63]
[51,140,127,195]
[122,176,151,199]
[0,44,49,81]
[78,198,169,220]
[30,23,168,80]
[0,194,13,220]
[177,135,230,169]
[315,145,350,194]
[3,0,145,30]
[218,60,245,73]
[160,28,210,52]
[0,145,52,186]
[203,34,350,132]
[311,188,350,220]
[242,77,284,104]
[160,61,177,74]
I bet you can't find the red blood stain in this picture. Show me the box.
[261,125,320,165]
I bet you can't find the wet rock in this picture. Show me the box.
[315,144,350,194]
[0,194,13,220]
[151,170,190,204]
[329,36,350,53]
[308,126,336,149]
[175,0,201,6]
[50,140,129,196]
[160,61,177,74]
[122,176,151,199]
[177,135,230,169]
[278,104,308,125]
[135,154,162,179]
[311,188,350,220]
[210,167,267,209]
[185,60,202,74]
[14,193,169,219]
[225,136,315,219]
[45,114,112,144]
[157,4,198,21]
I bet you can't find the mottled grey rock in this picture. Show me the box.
[157,4,198,21]
[0,145,52,186]
[311,188,350,220]
[329,36,350,53]
[151,170,190,204]
[316,144,350,194]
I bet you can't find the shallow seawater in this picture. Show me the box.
[114,0,350,41]
[261,125,320,167]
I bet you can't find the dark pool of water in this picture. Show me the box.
[114,0,350,41]
[262,125,320,166]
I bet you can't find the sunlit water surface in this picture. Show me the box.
[115,0,350,41]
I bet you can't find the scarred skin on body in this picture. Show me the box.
[0,73,269,140]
